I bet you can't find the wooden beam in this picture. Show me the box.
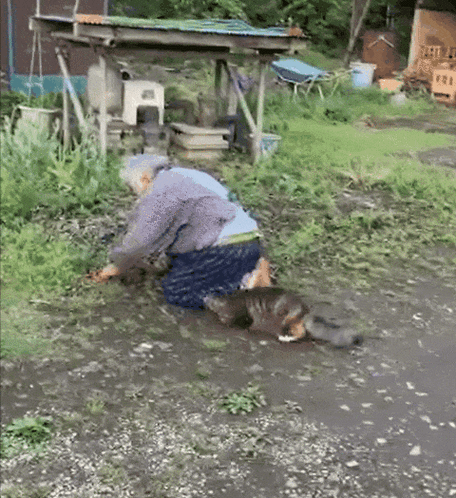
[224,63,256,135]
[215,59,224,118]
[98,53,108,154]
[61,49,70,149]
[253,61,267,162]
[55,47,86,130]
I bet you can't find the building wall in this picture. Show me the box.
[409,9,456,65]
[1,0,106,92]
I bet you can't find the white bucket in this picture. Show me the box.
[350,63,377,88]
[17,106,58,133]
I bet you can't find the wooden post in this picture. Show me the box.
[215,59,224,118]
[99,53,108,154]
[62,49,70,149]
[227,69,238,115]
[253,61,267,162]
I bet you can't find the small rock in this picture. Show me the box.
[376,438,387,445]
[340,404,351,411]
[285,477,298,488]
[102,316,115,323]
[390,93,407,106]
[345,460,359,468]
[409,445,421,456]
[154,341,173,351]
[246,364,263,374]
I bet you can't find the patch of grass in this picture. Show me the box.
[201,339,228,352]
[98,462,126,486]
[1,224,89,297]
[85,395,106,416]
[220,117,456,291]
[0,289,52,359]
[1,485,52,498]
[1,416,53,459]
[219,384,267,415]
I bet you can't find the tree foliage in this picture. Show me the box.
[110,0,414,57]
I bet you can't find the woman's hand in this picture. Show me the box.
[86,264,121,283]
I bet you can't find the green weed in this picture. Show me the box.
[98,462,126,485]
[201,339,228,352]
[85,396,106,416]
[219,384,267,415]
[1,416,53,459]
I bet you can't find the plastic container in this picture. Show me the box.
[249,133,282,157]
[350,63,377,88]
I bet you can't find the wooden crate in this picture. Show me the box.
[169,123,229,161]
[431,69,456,103]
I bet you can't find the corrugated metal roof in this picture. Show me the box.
[88,17,289,37]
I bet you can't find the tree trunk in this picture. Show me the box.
[343,0,373,67]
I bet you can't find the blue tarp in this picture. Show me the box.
[271,59,326,84]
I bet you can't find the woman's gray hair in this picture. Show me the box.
[120,154,171,190]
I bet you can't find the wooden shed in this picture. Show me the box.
[29,14,304,160]
[362,30,401,81]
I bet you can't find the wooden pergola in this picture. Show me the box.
[29,14,305,161]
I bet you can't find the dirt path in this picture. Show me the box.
[2,114,456,498]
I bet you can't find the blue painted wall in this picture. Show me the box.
[10,74,87,96]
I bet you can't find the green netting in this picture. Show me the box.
[104,17,287,37]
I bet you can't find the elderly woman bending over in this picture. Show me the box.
[89,155,271,309]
